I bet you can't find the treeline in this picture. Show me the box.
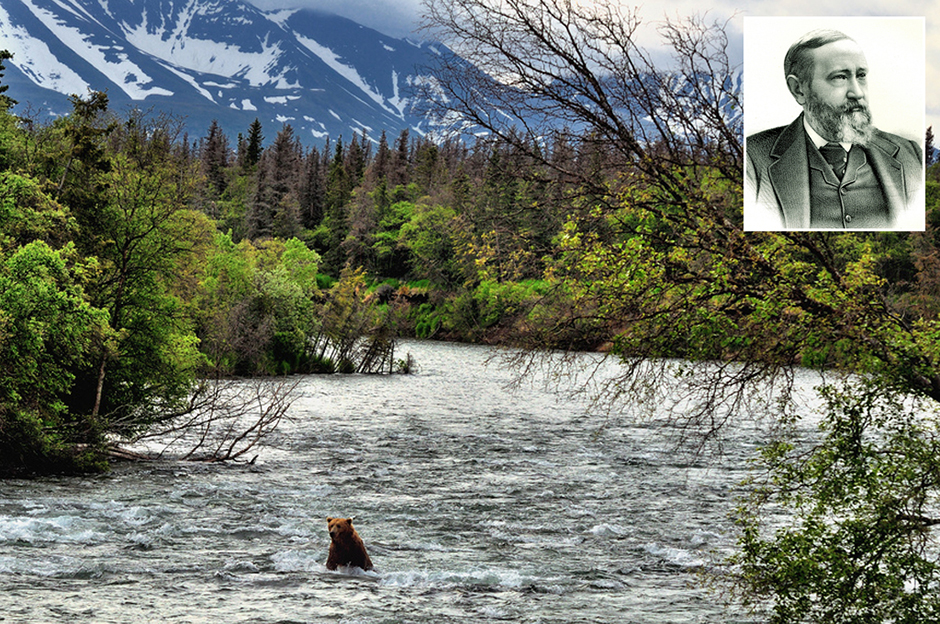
[191,116,649,346]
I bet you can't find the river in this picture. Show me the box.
[0,340,781,623]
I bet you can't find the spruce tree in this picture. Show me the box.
[244,118,264,169]
[201,119,230,196]
[0,50,16,110]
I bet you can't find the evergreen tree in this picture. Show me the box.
[319,138,352,273]
[373,130,391,182]
[243,118,264,169]
[0,50,16,110]
[389,128,411,188]
[413,140,441,196]
[344,131,369,187]
[247,124,304,240]
[200,119,230,197]
[299,144,325,230]
[247,153,274,239]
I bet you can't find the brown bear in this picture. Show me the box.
[325,516,374,571]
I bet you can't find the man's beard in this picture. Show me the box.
[805,90,874,146]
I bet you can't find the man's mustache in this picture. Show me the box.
[842,102,870,115]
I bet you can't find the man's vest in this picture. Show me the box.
[807,142,890,229]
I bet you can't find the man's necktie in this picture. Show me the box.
[820,143,847,180]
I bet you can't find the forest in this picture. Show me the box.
[0,72,708,473]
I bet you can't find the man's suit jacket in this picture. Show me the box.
[745,114,923,229]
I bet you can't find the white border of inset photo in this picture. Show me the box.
[743,16,926,231]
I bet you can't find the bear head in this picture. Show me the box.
[326,516,356,540]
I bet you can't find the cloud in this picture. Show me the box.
[246,0,424,39]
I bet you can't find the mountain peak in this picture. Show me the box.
[0,0,450,145]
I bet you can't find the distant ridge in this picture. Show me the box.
[0,0,459,145]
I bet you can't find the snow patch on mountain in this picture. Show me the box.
[294,33,396,115]
[124,22,289,87]
[0,0,489,146]
[20,0,171,99]
[0,3,89,94]
[387,69,407,118]
[163,64,211,101]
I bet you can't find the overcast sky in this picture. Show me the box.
[245,0,938,132]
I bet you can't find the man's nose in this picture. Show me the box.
[846,77,865,99]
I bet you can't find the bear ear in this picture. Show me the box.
[326,517,334,523]
[347,516,356,524]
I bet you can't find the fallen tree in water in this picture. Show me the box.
[111,376,299,462]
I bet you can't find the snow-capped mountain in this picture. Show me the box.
[0,0,454,145]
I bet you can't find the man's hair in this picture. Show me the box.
[784,29,855,84]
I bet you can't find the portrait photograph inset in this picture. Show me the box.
[743,17,925,231]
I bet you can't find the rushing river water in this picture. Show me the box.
[0,341,781,623]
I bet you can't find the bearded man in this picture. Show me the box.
[745,29,922,230]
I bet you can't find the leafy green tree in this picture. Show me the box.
[0,172,73,250]
[0,241,108,472]
[398,201,459,285]
[372,199,416,279]
[734,381,940,623]
[64,109,210,437]
[196,233,321,375]
[311,267,395,373]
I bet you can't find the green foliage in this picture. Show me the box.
[311,267,397,373]
[196,233,321,375]
[62,110,211,432]
[413,302,445,339]
[371,199,413,277]
[927,179,939,213]
[734,380,940,623]
[0,241,108,473]
[437,279,549,341]
[0,172,74,250]
[397,201,459,284]
[0,241,103,408]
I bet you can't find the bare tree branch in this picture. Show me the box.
[114,377,299,462]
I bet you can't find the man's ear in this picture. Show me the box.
[786,74,808,106]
